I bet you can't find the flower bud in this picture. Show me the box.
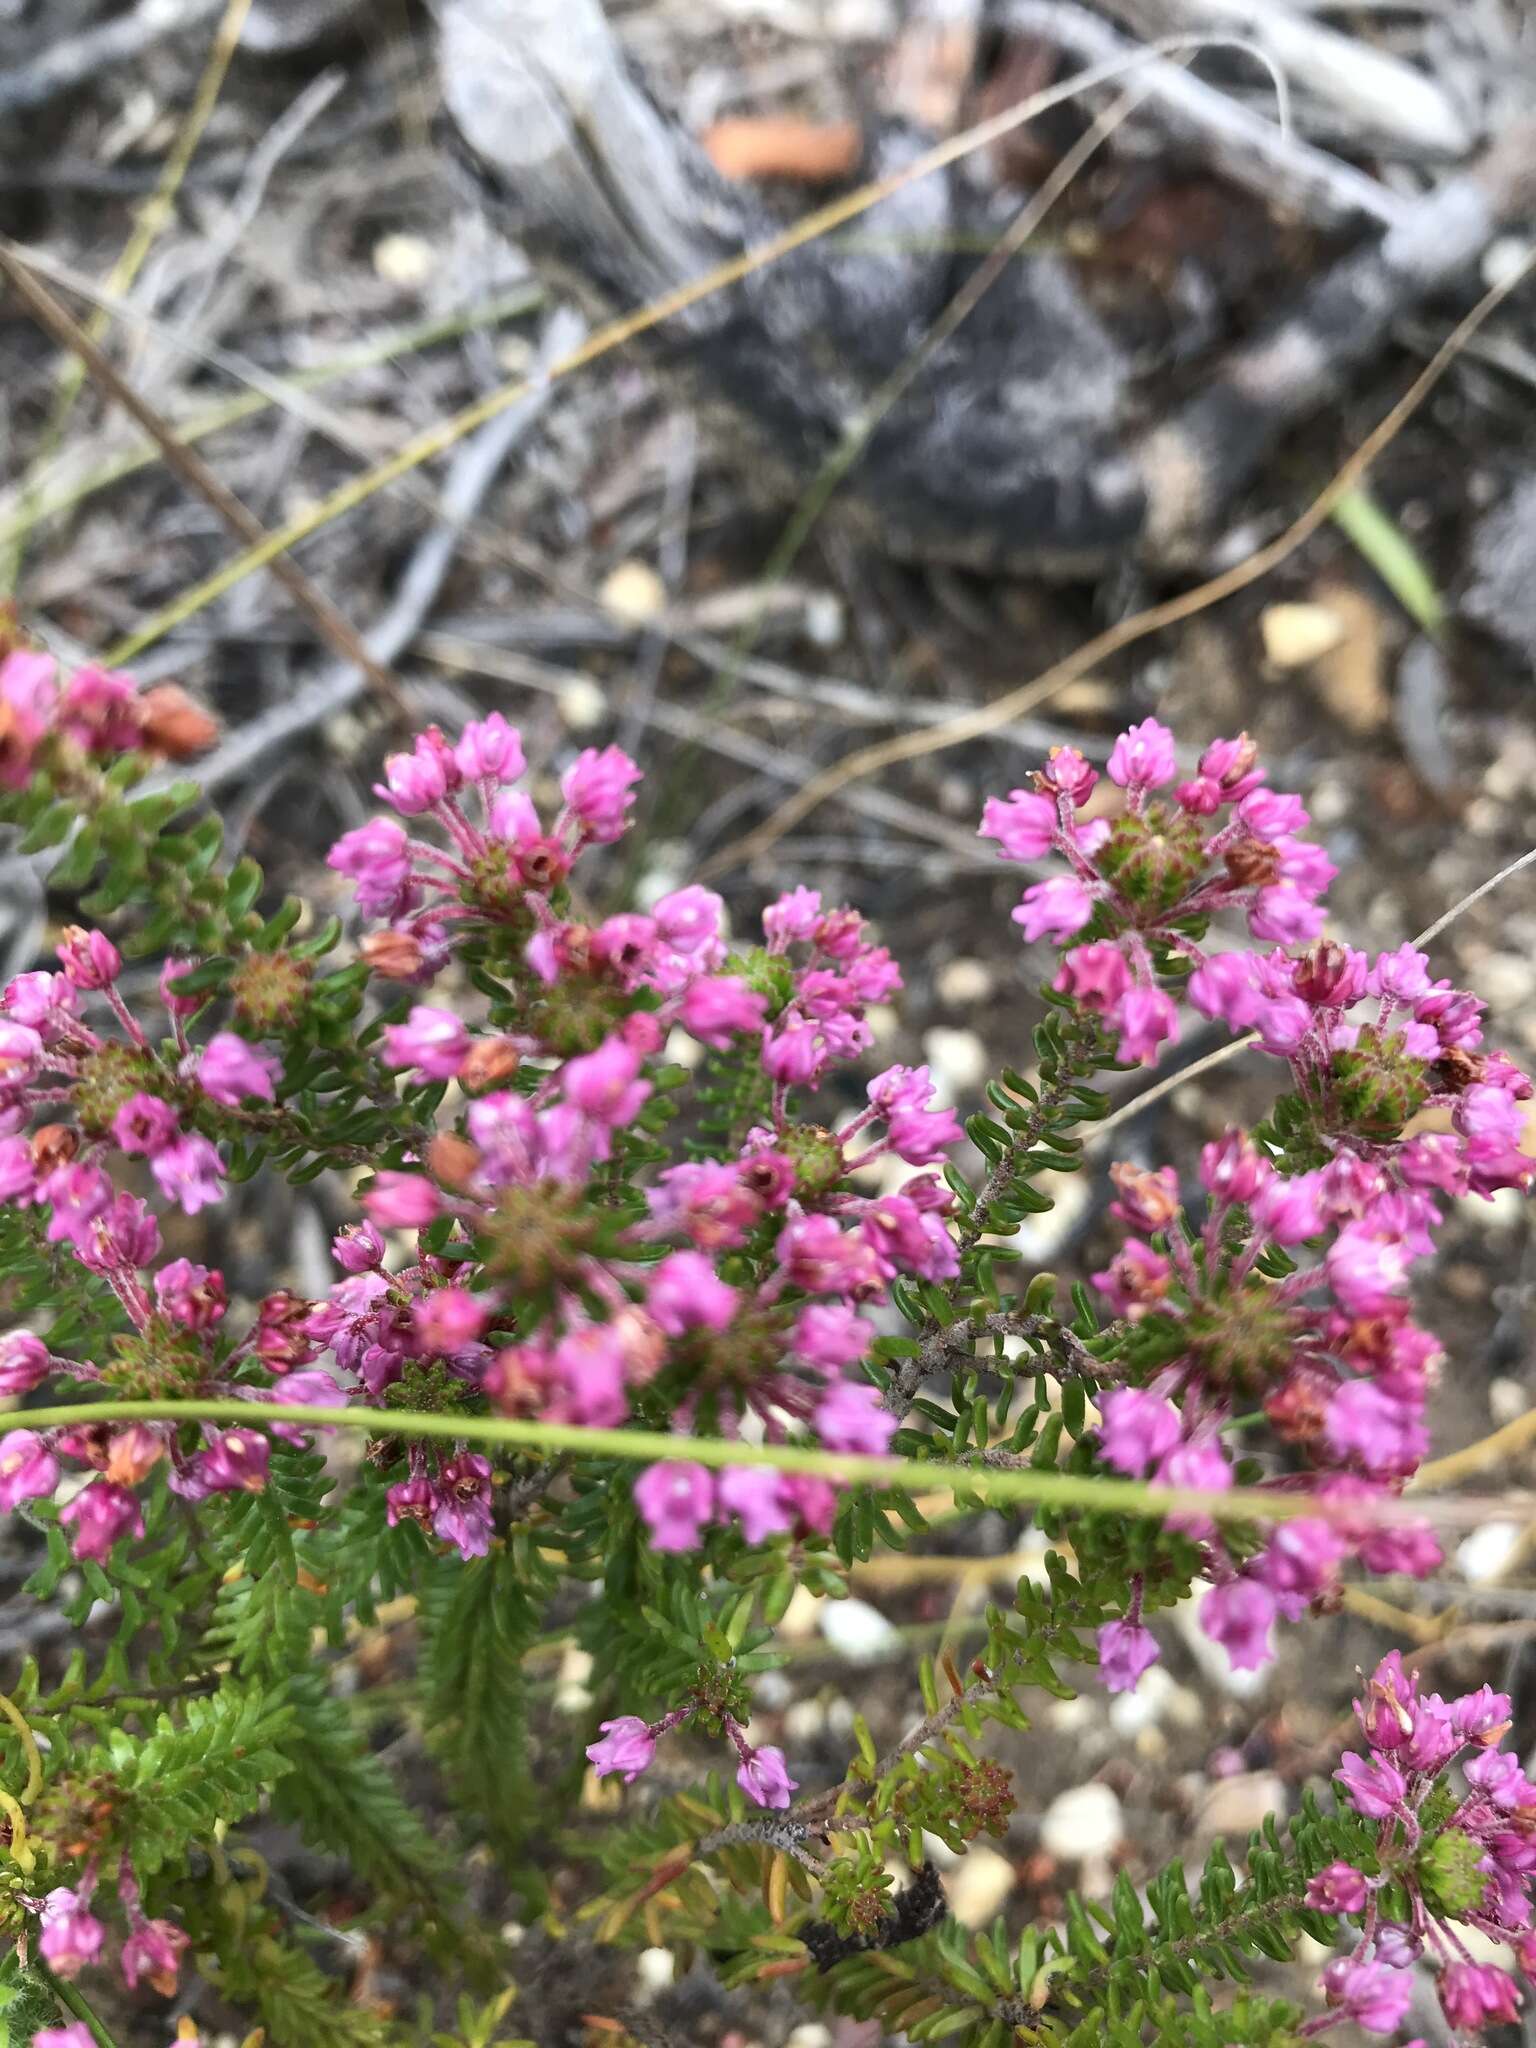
[136,682,219,758]
[457,1036,521,1093]
[361,928,426,981]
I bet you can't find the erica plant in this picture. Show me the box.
[0,641,1529,2048]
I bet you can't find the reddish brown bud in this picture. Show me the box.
[1108,1161,1180,1232]
[361,929,425,981]
[457,1036,521,1093]
[427,1133,481,1190]
[105,1424,165,1487]
[1224,839,1280,888]
[30,1124,79,1174]
[1293,940,1354,1008]
[135,683,219,759]
[1433,1047,1486,1094]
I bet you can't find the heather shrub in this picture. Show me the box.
[0,643,1529,2046]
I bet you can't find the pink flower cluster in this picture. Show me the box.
[1091,1121,1472,1684]
[586,1704,798,1812]
[28,1861,187,2007]
[1297,1653,1536,2039]
[0,647,214,789]
[981,724,1334,1064]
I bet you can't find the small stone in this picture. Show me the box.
[600,560,667,624]
[1490,1377,1529,1426]
[921,1026,987,1100]
[819,1597,899,1664]
[1457,1519,1521,1583]
[785,2026,834,2048]
[636,1947,675,1993]
[1192,1771,1286,1844]
[1260,601,1345,669]
[945,1843,1016,1927]
[937,957,995,1006]
[1041,1782,1124,1862]
[557,677,606,731]
[373,232,435,285]
[783,1698,828,1744]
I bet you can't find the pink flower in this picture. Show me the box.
[586,1716,656,1783]
[1334,1750,1407,1820]
[3,970,76,1030]
[1107,718,1177,790]
[0,1137,35,1204]
[561,745,641,842]
[33,2027,95,2048]
[37,1888,105,1979]
[57,926,121,990]
[113,1092,181,1156]
[375,731,455,813]
[1187,954,1260,1029]
[159,957,202,1017]
[198,1030,280,1105]
[58,1480,143,1561]
[1053,943,1130,1012]
[453,713,525,783]
[1091,1238,1171,1317]
[563,1035,651,1127]
[383,1005,471,1082]
[0,1429,58,1509]
[979,789,1058,861]
[634,1461,714,1552]
[814,1380,896,1456]
[433,1453,493,1559]
[1199,1579,1277,1672]
[1305,1861,1367,1914]
[793,1304,870,1371]
[1040,746,1098,803]
[0,1020,43,1083]
[150,1134,226,1215]
[154,1259,226,1331]
[0,1331,50,1395]
[360,1172,441,1230]
[120,1916,189,1994]
[1249,885,1325,945]
[650,885,724,956]
[718,1467,796,1543]
[737,1744,798,1810]
[763,886,822,946]
[678,976,767,1047]
[195,1429,271,1494]
[1326,1224,1410,1317]
[42,1163,113,1247]
[1116,987,1178,1066]
[762,1021,826,1088]
[1320,1956,1413,2035]
[546,1326,628,1427]
[1439,1961,1520,2030]
[1325,1381,1426,1477]
[333,1220,386,1273]
[775,1215,878,1296]
[645,1251,737,1336]
[413,1287,493,1355]
[886,1103,962,1165]
[1250,1171,1324,1245]
[327,816,414,912]
[1096,1389,1182,1477]
[869,1068,938,1118]
[1097,1620,1160,1694]
[1011,876,1093,944]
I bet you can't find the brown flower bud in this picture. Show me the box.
[457,1036,521,1094]
[361,929,424,981]
[30,1123,80,1174]
[427,1133,481,1190]
[135,683,219,759]
[1433,1047,1486,1094]
[105,1424,165,1487]
[1223,838,1280,889]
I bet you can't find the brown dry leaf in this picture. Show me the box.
[701,116,862,186]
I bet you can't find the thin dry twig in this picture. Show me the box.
[0,243,408,715]
[702,247,1536,882]
[95,27,1340,670]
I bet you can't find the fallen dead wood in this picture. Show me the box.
[437,0,1536,578]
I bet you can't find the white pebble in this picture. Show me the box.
[945,1843,1016,1927]
[785,2027,834,2048]
[1041,1781,1124,1862]
[1457,1519,1521,1583]
[599,559,667,624]
[922,1026,988,1100]
[937,957,996,1006]
[557,677,607,731]
[819,1597,898,1664]
[636,1947,675,1993]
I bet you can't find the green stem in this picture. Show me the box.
[5,1397,1427,1533]
[37,1963,121,2048]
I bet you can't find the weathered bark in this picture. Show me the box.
[437,0,1536,576]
